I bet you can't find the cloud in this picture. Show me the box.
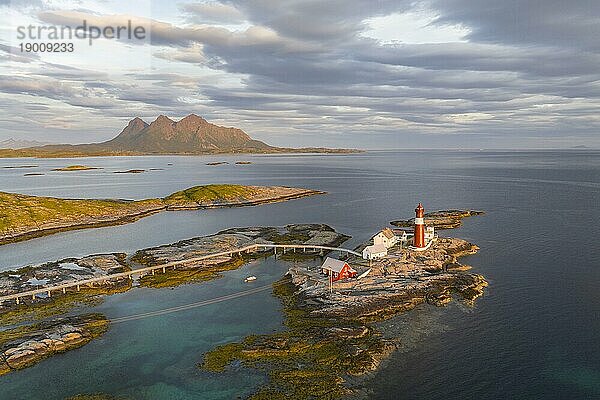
[0,75,123,111]
[224,0,412,42]
[1,1,599,148]
[0,0,44,9]
[36,10,313,52]
[155,43,206,64]
[0,43,40,63]
[180,2,245,24]
[0,76,76,98]
[431,0,600,51]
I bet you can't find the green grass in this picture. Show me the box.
[0,191,163,237]
[53,165,100,171]
[0,184,313,243]
[163,184,260,205]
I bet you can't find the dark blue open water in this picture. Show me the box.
[0,150,598,399]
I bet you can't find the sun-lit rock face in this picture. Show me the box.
[104,114,272,153]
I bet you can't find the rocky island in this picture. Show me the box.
[201,211,487,399]
[52,165,101,172]
[391,209,484,229]
[0,184,322,245]
[0,314,108,376]
[113,169,145,174]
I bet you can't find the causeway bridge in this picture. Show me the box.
[0,243,361,305]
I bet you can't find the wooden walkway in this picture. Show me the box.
[0,244,361,305]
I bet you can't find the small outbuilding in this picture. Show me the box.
[362,244,388,260]
[321,257,357,282]
[425,226,436,242]
[395,230,408,243]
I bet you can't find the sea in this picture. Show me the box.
[0,150,598,400]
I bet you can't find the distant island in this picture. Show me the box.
[52,165,102,171]
[0,184,323,245]
[0,114,359,158]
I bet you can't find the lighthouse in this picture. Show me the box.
[413,203,425,248]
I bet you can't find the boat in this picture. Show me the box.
[244,276,257,282]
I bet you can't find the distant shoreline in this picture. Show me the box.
[0,148,362,159]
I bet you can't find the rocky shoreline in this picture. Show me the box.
[391,209,484,229]
[0,224,347,313]
[0,313,108,376]
[201,215,487,399]
[0,185,322,245]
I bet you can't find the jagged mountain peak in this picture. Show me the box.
[153,115,175,124]
[103,114,271,153]
[179,114,206,123]
[130,116,147,124]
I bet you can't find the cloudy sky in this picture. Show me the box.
[0,0,599,149]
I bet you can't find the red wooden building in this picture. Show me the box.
[321,257,357,282]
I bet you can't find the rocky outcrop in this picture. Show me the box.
[391,209,484,229]
[290,236,487,322]
[0,253,131,301]
[133,224,349,270]
[0,314,108,375]
[0,224,348,314]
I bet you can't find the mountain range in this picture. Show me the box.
[0,115,355,157]
[0,138,51,149]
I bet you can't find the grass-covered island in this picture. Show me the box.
[0,184,323,245]
[52,165,102,171]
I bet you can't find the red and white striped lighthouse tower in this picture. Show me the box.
[413,203,425,248]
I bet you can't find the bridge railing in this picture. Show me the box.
[0,243,361,304]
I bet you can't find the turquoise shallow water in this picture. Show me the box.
[0,150,599,399]
[0,257,311,400]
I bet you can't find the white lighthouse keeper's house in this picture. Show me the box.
[373,228,397,249]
